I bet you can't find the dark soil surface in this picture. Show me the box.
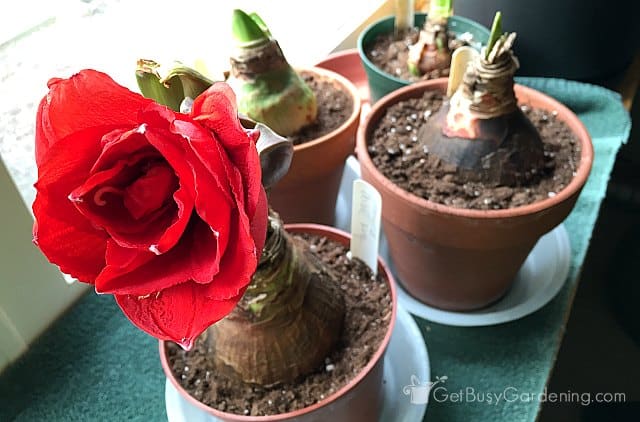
[367,91,581,210]
[289,71,354,146]
[365,28,477,82]
[167,234,392,416]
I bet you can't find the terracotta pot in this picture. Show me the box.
[268,68,361,226]
[159,224,397,422]
[315,49,371,124]
[356,79,594,311]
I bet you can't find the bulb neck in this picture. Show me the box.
[230,39,290,79]
[458,51,519,119]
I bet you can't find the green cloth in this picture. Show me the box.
[0,78,630,422]
[422,78,631,421]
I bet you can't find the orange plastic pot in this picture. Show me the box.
[356,79,594,311]
[160,224,397,422]
[268,68,361,226]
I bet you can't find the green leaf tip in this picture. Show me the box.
[249,12,272,38]
[408,61,420,77]
[232,9,269,45]
[429,0,452,20]
[485,11,502,59]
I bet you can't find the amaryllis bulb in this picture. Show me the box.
[417,12,544,186]
[207,213,345,385]
[226,9,317,137]
[407,0,453,76]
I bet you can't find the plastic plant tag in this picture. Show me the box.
[350,179,382,275]
[446,46,479,97]
[394,0,415,38]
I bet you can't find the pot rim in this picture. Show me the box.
[356,13,490,86]
[293,67,362,152]
[159,223,398,421]
[355,78,594,220]
[316,48,360,64]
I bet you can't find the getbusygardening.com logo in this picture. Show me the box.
[402,375,627,406]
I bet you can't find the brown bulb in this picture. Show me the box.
[207,214,345,386]
[417,30,545,186]
[418,101,545,186]
[417,45,452,75]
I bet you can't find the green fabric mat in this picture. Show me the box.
[422,78,631,421]
[0,78,631,422]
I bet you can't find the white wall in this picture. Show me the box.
[0,158,88,372]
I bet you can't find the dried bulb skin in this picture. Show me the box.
[229,38,288,78]
[207,214,345,386]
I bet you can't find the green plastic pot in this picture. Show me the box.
[357,13,490,103]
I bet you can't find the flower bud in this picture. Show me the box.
[135,59,214,111]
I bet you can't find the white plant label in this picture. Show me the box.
[394,0,415,36]
[447,46,479,97]
[350,179,382,275]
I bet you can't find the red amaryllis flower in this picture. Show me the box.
[33,69,268,349]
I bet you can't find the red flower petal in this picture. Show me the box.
[153,186,194,254]
[170,117,236,206]
[104,239,154,272]
[33,127,111,283]
[32,201,108,283]
[96,218,223,295]
[69,153,187,252]
[91,126,151,173]
[171,118,239,241]
[173,113,264,249]
[191,83,263,222]
[35,96,55,169]
[70,154,176,229]
[236,136,263,220]
[251,187,269,255]
[145,112,233,254]
[70,123,195,253]
[191,83,248,149]
[124,163,177,219]
[115,282,244,349]
[36,70,151,167]
[202,209,259,301]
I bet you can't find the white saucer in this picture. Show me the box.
[336,156,572,327]
[165,305,430,422]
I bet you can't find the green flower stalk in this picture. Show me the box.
[135,59,215,112]
[407,0,453,76]
[226,9,317,137]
